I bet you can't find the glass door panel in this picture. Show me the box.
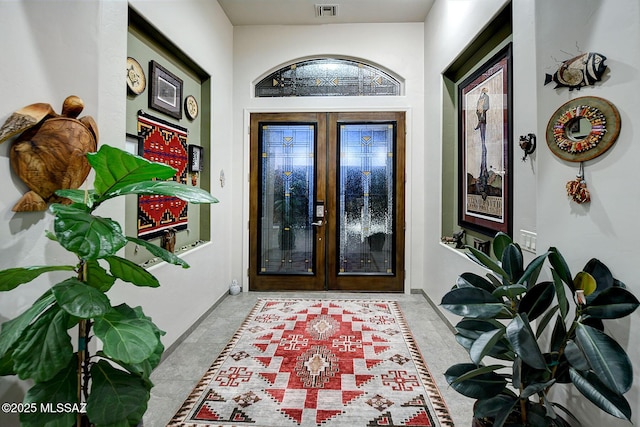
[338,123,395,274]
[259,124,315,274]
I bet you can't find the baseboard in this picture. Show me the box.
[160,291,230,361]
[410,288,456,334]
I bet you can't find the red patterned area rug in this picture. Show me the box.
[169,299,453,427]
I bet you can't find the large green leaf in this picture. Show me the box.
[492,284,527,299]
[52,277,111,318]
[501,244,523,283]
[517,251,551,289]
[564,340,589,371]
[107,180,218,204]
[466,246,509,279]
[93,304,160,364]
[535,304,559,339]
[127,236,189,268]
[0,291,56,357]
[20,356,78,427]
[492,232,513,260]
[444,363,507,399]
[548,247,573,289]
[88,144,176,196]
[105,256,160,288]
[549,315,567,353]
[583,287,639,319]
[87,359,150,426]
[0,266,75,292]
[582,258,614,294]
[85,260,117,292]
[55,188,98,208]
[50,204,128,260]
[574,323,632,394]
[441,287,505,318]
[455,318,503,339]
[505,313,548,370]
[518,281,555,321]
[569,368,631,420]
[551,269,569,321]
[474,394,517,421]
[13,305,73,382]
[470,328,505,365]
[457,272,495,292]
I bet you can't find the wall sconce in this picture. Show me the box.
[519,133,536,161]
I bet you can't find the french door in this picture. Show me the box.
[249,112,405,291]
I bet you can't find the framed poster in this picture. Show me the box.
[149,60,183,120]
[458,43,512,237]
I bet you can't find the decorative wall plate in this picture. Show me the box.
[126,57,146,95]
[546,96,620,162]
[185,95,198,120]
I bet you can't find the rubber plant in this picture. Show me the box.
[441,232,638,427]
[0,144,218,427]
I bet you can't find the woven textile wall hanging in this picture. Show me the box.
[137,111,189,239]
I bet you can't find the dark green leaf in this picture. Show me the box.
[0,266,75,292]
[51,204,128,260]
[13,305,73,382]
[466,246,509,279]
[474,394,517,421]
[569,368,631,420]
[583,287,639,319]
[0,291,56,357]
[549,315,567,353]
[501,244,523,283]
[582,258,614,296]
[535,304,559,339]
[492,232,512,260]
[441,287,505,318]
[564,340,589,371]
[444,363,507,399]
[492,284,527,299]
[521,379,555,399]
[106,256,160,288]
[505,313,548,370]
[470,328,505,365]
[127,236,189,268]
[518,251,551,289]
[455,318,503,339]
[20,356,78,427]
[518,281,555,321]
[0,349,16,376]
[548,247,573,289]
[88,144,176,196]
[93,304,160,364]
[87,359,150,426]
[574,323,632,394]
[52,277,111,318]
[85,260,116,292]
[108,180,219,204]
[551,269,569,320]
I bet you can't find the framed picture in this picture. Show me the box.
[149,60,183,119]
[458,43,512,237]
[188,144,204,173]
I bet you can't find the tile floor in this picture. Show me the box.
[143,291,474,427]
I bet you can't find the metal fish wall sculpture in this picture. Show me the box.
[544,52,607,90]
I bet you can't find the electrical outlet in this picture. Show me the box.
[520,230,537,253]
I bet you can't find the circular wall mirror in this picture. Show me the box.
[546,96,620,162]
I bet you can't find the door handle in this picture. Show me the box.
[311,220,324,226]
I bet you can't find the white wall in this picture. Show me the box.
[232,23,425,292]
[424,0,640,425]
[0,0,234,413]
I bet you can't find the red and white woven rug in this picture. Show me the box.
[169,299,453,427]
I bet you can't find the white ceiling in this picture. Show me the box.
[216,0,435,26]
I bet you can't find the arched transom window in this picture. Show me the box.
[255,57,402,97]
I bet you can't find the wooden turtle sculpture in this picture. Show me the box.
[0,95,98,211]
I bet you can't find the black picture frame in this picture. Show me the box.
[458,43,512,237]
[149,60,183,120]
[188,144,204,173]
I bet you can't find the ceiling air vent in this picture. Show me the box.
[315,4,338,17]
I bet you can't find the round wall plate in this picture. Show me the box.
[546,96,620,162]
[126,57,146,95]
[185,95,198,120]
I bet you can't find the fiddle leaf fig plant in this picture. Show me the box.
[0,144,218,427]
[441,232,638,427]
